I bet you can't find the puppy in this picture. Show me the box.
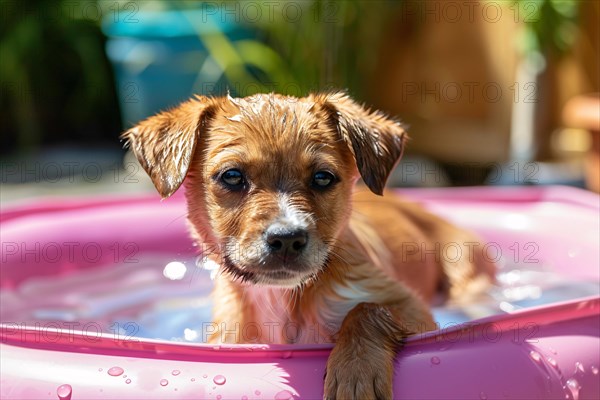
[123,92,495,399]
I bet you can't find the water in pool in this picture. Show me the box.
[1,253,598,342]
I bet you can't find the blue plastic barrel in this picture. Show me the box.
[102,6,254,127]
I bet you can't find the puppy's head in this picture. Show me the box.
[123,92,406,287]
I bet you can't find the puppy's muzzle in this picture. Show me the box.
[264,223,308,263]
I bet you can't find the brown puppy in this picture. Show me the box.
[123,92,495,399]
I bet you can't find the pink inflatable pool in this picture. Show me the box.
[1,186,599,399]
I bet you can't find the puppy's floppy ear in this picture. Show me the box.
[121,96,218,198]
[312,92,407,195]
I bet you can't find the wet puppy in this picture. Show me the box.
[123,92,495,399]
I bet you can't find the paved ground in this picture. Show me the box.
[1,149,156,207]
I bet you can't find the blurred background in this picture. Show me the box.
[1,0,599,204]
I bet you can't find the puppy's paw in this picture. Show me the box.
[323,346,393,400]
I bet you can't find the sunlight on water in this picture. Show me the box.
[1,253,598,342]
[163,261,187,280]
[433,262,599,325]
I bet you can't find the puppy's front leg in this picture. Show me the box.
[324,298,436,400]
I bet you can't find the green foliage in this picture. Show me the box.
[131,0,401,97]
[509,0,579,57]
[0,0,120,154]
[246,0,400,97]
[0,0,399,153]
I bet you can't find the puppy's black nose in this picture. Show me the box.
[265,226,308,259]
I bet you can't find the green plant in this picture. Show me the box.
[249,0,401,97]
[0,0,120,154]
[1,0,401,154]
[154,0,401,97]
[510,0,579,58]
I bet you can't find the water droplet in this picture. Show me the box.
[184,328,198,341]
[568,248,580,258]
[108,366,124,377]
[163,261,187,280]
[529,351,542,362]
[479,391,488,400]
[217,396,222,400]
[160,379,169,387]
[566,378,580,400]
[122,374,127,378]
[574,362,585,374]
[213,375,226,385]
[430,356,441,365]
[172,370,181,376]
[547,357,558,369]
[125,379,131,384]
[242,396,249,400]
[191,378,196,382]
[203,374,208,379]
[56,384,72,400]
[274,390,294,400]
[591,365,599,375]
[255,390,262,395]
[281,351,293,359]
[549,347,558,355]
[98,368,103,372]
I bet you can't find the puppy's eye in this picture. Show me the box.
[221,169,245,190]
[312,171,336,189]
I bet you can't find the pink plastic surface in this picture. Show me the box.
[1,186,599,399]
